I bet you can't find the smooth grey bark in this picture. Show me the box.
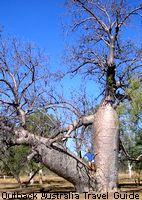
[14,128,95,192]
[36,144,94,192]
[94,101,119,192]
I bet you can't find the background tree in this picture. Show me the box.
[25,110,57,137]
[0,145,29,187]
[117,78,142,182]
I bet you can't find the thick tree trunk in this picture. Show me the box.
[36,144,95,192]
[94,101,119,192]
[13,128,95,192]
[12,105,119,192]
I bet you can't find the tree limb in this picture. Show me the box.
[120,139,142,162]
[73,0,109,34]
[119,5,142,28]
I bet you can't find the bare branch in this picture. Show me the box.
[95,2,111,26]
[120,139,142,162]
[118,5,142,28]
[60,114,94,139]
[72,17,94,31]
[73,0,109,34]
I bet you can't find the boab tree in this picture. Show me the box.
[63,0,142,192]
[0,0,142,192]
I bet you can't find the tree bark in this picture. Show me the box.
[13,128,95,192]
[12,102,119,193]
[94,101,119,192]
[36,144,95,192]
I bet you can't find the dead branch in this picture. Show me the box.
[73,0,109,34]
[118,5,142,28]
[120,139,142,162]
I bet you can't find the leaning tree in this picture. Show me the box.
[0,0,142,193]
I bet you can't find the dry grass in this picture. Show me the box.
[119,171,142,186]
[0,175,68,185]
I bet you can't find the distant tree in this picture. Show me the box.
[117,78,142,180]
[25,110,57,137]
[0,143,29,186]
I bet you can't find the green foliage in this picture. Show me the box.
[7,145,29,174]
[1,145,30,177]
[117,103,127,116]
[126,78,142,122]
[1,144,43,178]
[26,110,56,136]
[118,77,142,171]
[117,77,142,127]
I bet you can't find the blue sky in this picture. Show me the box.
[0,0,141,101]
[0,0,65,68]
[0,0,100,100]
